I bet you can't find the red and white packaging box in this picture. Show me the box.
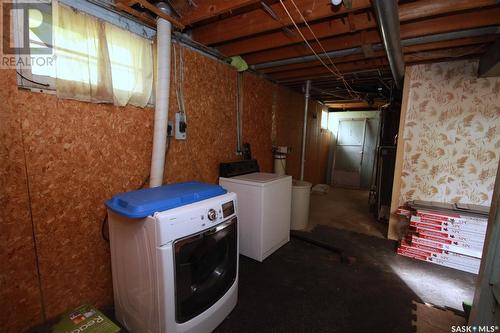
[410,217,486,244]
[416,210,488,225]
[397,245,480,274]
[396,207,413,218]
[411,225,485,246]
[399,242,480,266]
[408,233,483,258]
[411,215,487,235]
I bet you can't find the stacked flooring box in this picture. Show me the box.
[396,201,489,274]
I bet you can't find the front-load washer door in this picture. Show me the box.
[173,217,237,323]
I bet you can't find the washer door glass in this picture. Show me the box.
[174,217,237,323]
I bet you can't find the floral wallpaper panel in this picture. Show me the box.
[399,60,500,207]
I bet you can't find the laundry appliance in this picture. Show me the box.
[219,160,292,262]
[106,182,238,333]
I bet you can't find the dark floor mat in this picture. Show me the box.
[214,225,476,333]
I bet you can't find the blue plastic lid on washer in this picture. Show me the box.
[105,181,227,218]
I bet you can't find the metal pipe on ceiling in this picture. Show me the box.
[400,27,500,47]
[310,86,350,99]
[251,26,500,71]
[300,80,311,181]
[271,26,500,85]
[371,0,405,89]
[252,47,362,70]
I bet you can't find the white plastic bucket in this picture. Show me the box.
[291,180,312,230]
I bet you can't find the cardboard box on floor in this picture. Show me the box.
[52,304,120,333]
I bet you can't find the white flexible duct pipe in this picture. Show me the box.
[149,17,172,188]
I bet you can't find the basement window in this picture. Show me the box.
[14,1,153,107]
[321,110,329,129]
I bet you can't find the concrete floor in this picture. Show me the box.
[308,186,387,238]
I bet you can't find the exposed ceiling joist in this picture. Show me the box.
[275,46,487,82]
[325,100,386,109]
[215,0,498,57]
[274,58,389,81]
[112,0,500,105]
[114,2,156,26]
[114,0,185,28]
[170,0,261,25]
[191,0,372,45]
[243,7,500,65]
[262,35,496,74]
[261,51,385,74]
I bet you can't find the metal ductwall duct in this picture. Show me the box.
[372,0,405,89]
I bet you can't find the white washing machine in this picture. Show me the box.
[219,172,292,262]
[106,182,238,333]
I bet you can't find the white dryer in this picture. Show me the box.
[219,172,292,262]
[106,182,238,333]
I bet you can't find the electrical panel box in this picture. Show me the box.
[175,112,186,140]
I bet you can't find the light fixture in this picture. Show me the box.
[331,0,343,5]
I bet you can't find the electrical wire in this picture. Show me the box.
[278,0,361,99]
[173,44,207,181]
[173,42,186,121]
[287,0,360,98]
[278,0,343,80]
[173,43,182,113]
[16,71,50,87]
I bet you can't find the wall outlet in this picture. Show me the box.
[175,112,187,140]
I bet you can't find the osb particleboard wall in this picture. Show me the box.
[163,46,238,184]
[241,73,274,172]
[399,60,500,206]
[0,44,325,332]
[0,70,45,333]
[274,86,331,184]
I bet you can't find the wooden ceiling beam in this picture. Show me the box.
[325,100,386,109]
[403,45,487,63]
[171,0,261,25]
[260,51,384,73]
[284,76,390,88]
[243,7,500,64]
[274,46,486,82]
[272,58,389,81]
[260,35,496,74]
[246,30,376,65]
[190,0,372,45]
[216,0,498,56]
[115,2,156,27]
[403,35,497,53]
[115,0,185,30]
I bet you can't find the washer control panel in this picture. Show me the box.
[207,208,218,221]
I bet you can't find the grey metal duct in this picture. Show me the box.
[252,47,361,70]
[251,27,500,71]
[371,0,405,88]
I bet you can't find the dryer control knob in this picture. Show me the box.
[207,209,217,221]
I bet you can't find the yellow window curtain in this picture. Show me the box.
[105,22,153,107]
[53,2,153,107]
